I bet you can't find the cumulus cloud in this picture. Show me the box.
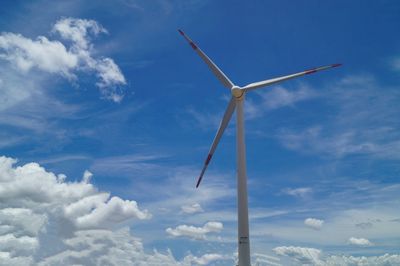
[0,156,150,229]
[0,156,148,263]
[0,33,77,76]
[38,228,228,266]
[82,170,93,184]
[0,18,126,102]
[282,187,312,198]
[0,155,228,265]
[52,17,107,50]
[274,245,400,266]
[65,195,151,229]
[348,237,373,247]
[166,221,223,240]
[181,203,203,214]
[304,218,324,230]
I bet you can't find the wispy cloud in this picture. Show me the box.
[245,84,316,119]
[273,246,323,265]
[249,178,400,254]
[281,187,312,199]
[90,154,169,177]
[253,253,281,266]
[258,84,316,111]
[391,57,400,71]
[276,74,400,159]
[181,203,204,214]
[185,100,230,132]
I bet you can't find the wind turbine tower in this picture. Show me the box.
[178,30,341,266]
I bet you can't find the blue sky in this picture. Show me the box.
[1,0,400,265]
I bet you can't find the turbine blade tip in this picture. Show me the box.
[196,174,203,188]
[332,63,342,67]
[178,29,184,35]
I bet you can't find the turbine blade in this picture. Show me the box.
[196,96,236,188]
[243,63,342,92]
[178,30,234,89]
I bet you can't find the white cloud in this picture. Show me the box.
[133,166,236,222]
[95,58,126,90]
[260,85,316,111]
[274,246,400,266]
[282,187,312,198]
[253,253,281,266]
[0,60,46,112]
[0,233,38,256]
[252,201,400,250]
[0,251,33,266]
[0,33,78,76]
[348,237,373,247]
[65,195,151,229]
[278,126,381,158]
[325,254,400,265]
[304,218,324,230]
[0,208,46,237]
[0,156,149,263]
[277,75,400,159]
[82,170,93,184]
[185,253,230,265]
[186,105,226,131]
[0,155,229,265]
[52,17,107,50]
[166,221,223,240]
[181,203,203,214]
[90,154,168,177]
[273,246,323,265]
[244,85,316,120]
[38,227,228,266]
[0,18,126,102]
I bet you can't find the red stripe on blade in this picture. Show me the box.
[305,69,317,74]
[205,154,212,165]
[190,42,197,50]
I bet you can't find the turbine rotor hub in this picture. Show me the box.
[231,86,244,99]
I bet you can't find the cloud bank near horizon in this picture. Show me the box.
[0,156,229,265]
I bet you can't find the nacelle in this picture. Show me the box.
[231,86,244,99]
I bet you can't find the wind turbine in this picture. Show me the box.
[178,30,341,266]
